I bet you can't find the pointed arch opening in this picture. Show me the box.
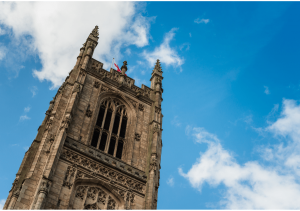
[90,98,128,160]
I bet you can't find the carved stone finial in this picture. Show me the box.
[90,25,99,38]
[121,61,128,74]
[154,59,162,73]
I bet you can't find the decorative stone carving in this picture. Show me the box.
[94,81,100,88]
[38,179,51,196]
[135,133,141,141]
[155,107,161,114]
[60,114,72,130]
[153,124,160,134]
[76,186,88,200]
[86,104,93,118]
[138,104,144,111]
[79,71,86,77]
[87,187,98,200]
[9,177,19,192]
[63,165,76,189]
[126,191,135,203]
[45,117,54,131]
[73,84,82,93]
[84,202,98,210]
[121,61,128,72]
[61,149,145,193]
[101,86,109,92]
[97,189,107,205]
[46,134,55,153]
[91,25,99,38]
[149,154,157,174]
[107,196,116,210]
[46,100,55,115]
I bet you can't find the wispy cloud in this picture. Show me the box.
[24,106,31,113]
[179,43,190,51]
[0,199,5,210]
[29,86,38,97]
[244,114,253,124]
[171,116,181,127]
[20,115,30,121]
[0,45,7,60]
[142,28,184,71]
[167,176,174,187]
[133,77,147,87]
[264,85,270,95]
[125,48,131,55]
[179,99,300,209]
[179,125,300,209]
[189,33,192,37]
[194,18,210,24]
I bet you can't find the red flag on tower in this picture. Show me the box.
[111,58,127,75]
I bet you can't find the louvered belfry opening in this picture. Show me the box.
[90,99,127,160]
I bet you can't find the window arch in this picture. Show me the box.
[90,99,127,159]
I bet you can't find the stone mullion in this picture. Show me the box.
[108,105,117,156]
[118,109,125,159]
[96,129,102,150]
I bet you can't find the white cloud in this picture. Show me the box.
[167,176,174,187]
[133,77,147,87]
[0,27,5,35]
[0,199,5,210]
[142,28,184,70]
[24,106,31,113]
[189,32,192,37]
[180,100,300,209]
[264,85,270,95]
[244,114,253,124]
[23,146,29,151]
[0,45,7,60]
[20,115,30,121]
[125,48,131,55]
[0,2,152,88]
[29,86,38,97]
[171,116,181,127]
[194,18,210,24]
[179,43,190,51]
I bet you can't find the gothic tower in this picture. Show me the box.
[3,26,163,210]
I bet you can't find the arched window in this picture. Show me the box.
[90,99,127,160]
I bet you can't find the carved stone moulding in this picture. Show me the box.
[61,148,145,194]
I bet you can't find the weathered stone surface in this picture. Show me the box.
[3,26,163,210]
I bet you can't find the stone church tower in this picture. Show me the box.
[3,26,163,210]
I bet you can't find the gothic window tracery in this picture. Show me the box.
[91,99,127,160]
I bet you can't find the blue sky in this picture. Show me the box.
[1,1,300,209]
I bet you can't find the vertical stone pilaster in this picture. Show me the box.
[33,178,52,209]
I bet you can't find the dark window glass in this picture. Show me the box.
[96,106,105,127]
[108,137,116,155]
[116,140,123,159]
[99,133,107,151]
[120,117,127,138]
[104,109,112,130]
[91,129,100,148]
[112,114,120,134]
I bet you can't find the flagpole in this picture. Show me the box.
[110,58,114,71]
